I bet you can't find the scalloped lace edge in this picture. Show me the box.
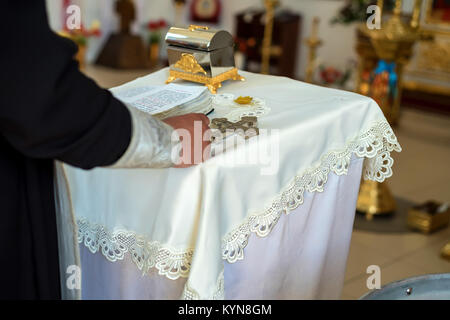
[221,119,401,263]
[76,119,401,299]
[181,269,225,300]
[77,218,194,281]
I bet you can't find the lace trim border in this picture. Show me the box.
[76,119,401,298]
[222,119,401,263]
[181,269,225,300]
[77,219,193,280]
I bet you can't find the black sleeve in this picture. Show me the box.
[0,0,131,169]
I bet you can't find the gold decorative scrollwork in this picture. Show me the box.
[417,42,450,73]
[173,53,207,75]
[166,68,245,94]
[188,25,209,32]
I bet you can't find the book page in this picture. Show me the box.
[113,84,207,115]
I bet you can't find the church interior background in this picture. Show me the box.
[47,0,449,299]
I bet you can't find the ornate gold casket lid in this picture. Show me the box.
[165,26,234,52]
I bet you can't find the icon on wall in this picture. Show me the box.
[190,0,221,24]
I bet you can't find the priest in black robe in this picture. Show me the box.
[0,1,209,299]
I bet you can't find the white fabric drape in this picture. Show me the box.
[78,157,362,299]
[57,69,400,299]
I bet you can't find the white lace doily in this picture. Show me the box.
[211,93,270,122]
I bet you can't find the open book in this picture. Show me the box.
[112,84,212,119]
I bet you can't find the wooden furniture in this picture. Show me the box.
[235,9,301,78]
[96,0,148,69]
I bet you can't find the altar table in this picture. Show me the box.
[55,68,401,300]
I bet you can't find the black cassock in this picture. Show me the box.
[0,1,132,299]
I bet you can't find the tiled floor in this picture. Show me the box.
[342,109,450,299]
[83,65,450,299]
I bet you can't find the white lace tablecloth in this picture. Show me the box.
[56,68,401,300]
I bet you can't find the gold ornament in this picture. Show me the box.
[356,180,396,220]
[407,201,450,234]
[173,53,207,75]
[261,0,281,74]
[166,68,244,94]
[441,242,450,261]
[234,96,253,105]
[165,25,244,93]
[355,0,424,219]
[304,17,322,83]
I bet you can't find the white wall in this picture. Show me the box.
[46,0,63,30]
[46,0,416,79]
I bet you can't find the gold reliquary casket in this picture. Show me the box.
[165,25,244,93]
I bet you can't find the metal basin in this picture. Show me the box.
[360,273,450,300]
